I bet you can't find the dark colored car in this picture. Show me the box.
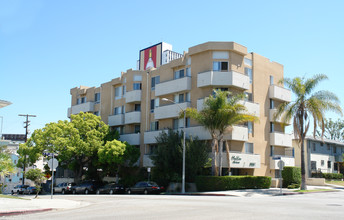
[96,183,125,195]
[24,186,37,195]
[11,185,30,195]
[72,180,102,194]
[53,182,76,194]
[127,181,164,195]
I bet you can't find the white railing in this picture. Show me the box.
[155,77,191,97]
[197,71,249,90]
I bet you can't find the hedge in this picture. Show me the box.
[282,166,301,188]
[195,176,271,191]
[311,172,343,180]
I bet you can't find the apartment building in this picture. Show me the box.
[293,137,344,176]
[68,41,293,179]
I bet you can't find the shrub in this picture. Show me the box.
[311,172,343,180]
[195,176,271,191]
[287,183,300,189]
[282,166,301,188]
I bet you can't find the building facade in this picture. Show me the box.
[68,41,293,179]
[293,137,344,176]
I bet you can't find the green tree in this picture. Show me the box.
[185,90,258,176]
[150,129,210,186]
[0,146,16,181]
[275,74,342,190]
[316,118,344,141]
[25,168,46,198]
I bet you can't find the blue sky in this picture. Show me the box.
[1,0,343,135]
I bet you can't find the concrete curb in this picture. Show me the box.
[0,208,53,217]
[166,193,236,196]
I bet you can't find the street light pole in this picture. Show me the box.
[162,98,186,194]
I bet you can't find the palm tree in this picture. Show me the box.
[185,90,258,176]
[275,74,342,190]
[0,146,16,179]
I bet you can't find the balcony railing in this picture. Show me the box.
[269,109,291,125]
[154,102,191,120]
[68,102,95,117]
[124,111,141,124]
[108,114,124,126]
[270,155,295,169]
[143,154,154,167]
[270,132,292,147]
[269,85,291,102]
[125,90,142,103]
[119,133,140,145]
[155,77,191,97]
[197,71,249,90]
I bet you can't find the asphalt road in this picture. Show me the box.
[7,192,344,220]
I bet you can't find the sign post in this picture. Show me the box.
[47,153,58,199]
[272,156,284,195]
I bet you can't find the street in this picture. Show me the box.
[6,191,344,220]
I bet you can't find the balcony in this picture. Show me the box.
[125,111,141,124]
[119,133,140,146]
[184,125,248,142]
[155,77,191,97]
[270,132,292,147]
[269,85,291,102]
[197,71,249,90]
[270,156,295,169]
[197,98,259,117]
[125,90,142,103]
[108,114,124,126]
[269,109,291,125]
[143,154,154,167]
[154,102,191,120]
[219,152,261,169]
[68,102,95,117]
[144,130,163,144]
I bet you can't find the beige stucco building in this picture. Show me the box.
[67,41,293,180]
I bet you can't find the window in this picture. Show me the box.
[244,58,252,66]
[174,69,185,79]
[81,97,86,103]
[94,93,100,103]
[311,161,317,171]
[134,125,140,133]
[321,160,324,166]
[245,67,252,83]
[179,94,184,103]
[148,145,158,155]
[312,143,316,152]
[275,170,281,178]
[77,98,80,105]
[270,146,274,156]
[320,142,324,147]
[133,83,142,90]
[186,92,191,102]
[115,87,122,99]
[151,76,160,90]
[150,121,159,131]
[150,99,155,112]
[270,99,274,109]
[213,61,228,71]
[114,106,123,115]
[270,76,274,85]
[327,144,331,151]
[134,104,141,111]
[174,93,185,103]
[270,122,274,133]
[245,143,254,154]
[334,146,337,153]
[173,119,179,129]
[155,98,159,108]
[186,67,191,77]
[328,161,332,169]
[245,92,252,101]
[185,117,190,128]
[122,86,126,95]
[248,122,253,134]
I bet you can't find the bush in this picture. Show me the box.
[287,183,300,189]
[195,176,271,191]
[311,172,343,180]
[282,166,301,188]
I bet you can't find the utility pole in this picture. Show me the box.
[18,114,36,185]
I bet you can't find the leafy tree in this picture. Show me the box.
[150,129,210,186]
[25,168,46,198]
[316,118,344,141]
[275,74,342,190]
[185,90,258,176]
[0,146,16,180]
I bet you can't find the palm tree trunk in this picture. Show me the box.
[225,141,230,175]
[300,111,307,190]
[211,136,218,176]
[218,135,224,176]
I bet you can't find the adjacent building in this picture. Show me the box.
[68,41,293,180]
[293,137,344,176]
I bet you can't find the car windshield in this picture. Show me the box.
[147,182,158,187]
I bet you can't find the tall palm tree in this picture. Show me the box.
[275,74,342,190]
[185,90,258,176]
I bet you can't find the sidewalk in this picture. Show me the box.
[1,184,343,217]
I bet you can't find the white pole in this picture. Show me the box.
[51,153,54,199]
[182,110,186,194]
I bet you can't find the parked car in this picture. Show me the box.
[126,181,164,195]
[96,183,125,195]
[53,182,76,194]
[11,185,30,195]
[72,180,102,194]
[24,186,37,195]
